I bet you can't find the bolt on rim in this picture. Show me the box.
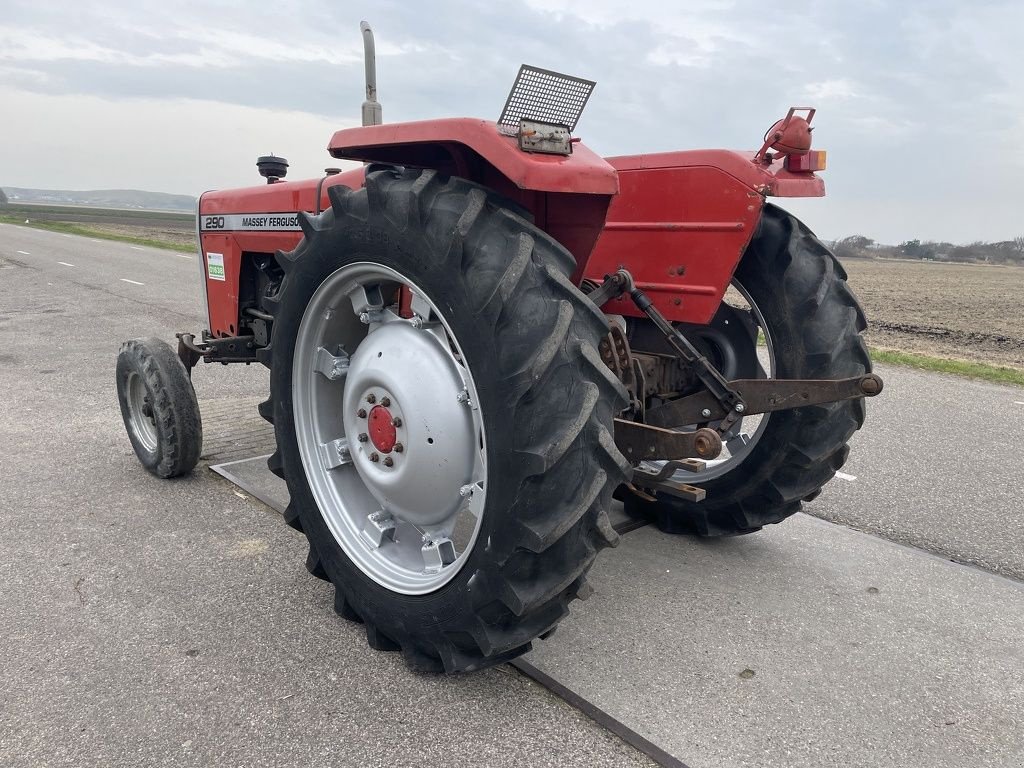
[292,263,487,595]
[125,371,159,453]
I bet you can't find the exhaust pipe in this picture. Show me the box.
[360,21,382,126]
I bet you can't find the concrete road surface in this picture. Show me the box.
[0,225,651,768]
[1,223,1022,767]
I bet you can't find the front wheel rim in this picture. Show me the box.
[126,371,159,453]
[292,263,488,595]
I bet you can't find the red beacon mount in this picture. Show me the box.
[753,107,827,173]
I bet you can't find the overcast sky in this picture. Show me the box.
[2,0,1022,244]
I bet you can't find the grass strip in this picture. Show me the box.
[2,203,192,223]
[0,215,194,252]
[869,347,1024,387]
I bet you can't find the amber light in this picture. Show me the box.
[786,150,827,172]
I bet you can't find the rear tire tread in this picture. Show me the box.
[627,203,871,537]
[269,168,626,672]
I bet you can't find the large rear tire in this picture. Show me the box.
[625,204,871,536]
[262,168,628,672]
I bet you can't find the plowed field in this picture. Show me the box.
[842,259,1024,369]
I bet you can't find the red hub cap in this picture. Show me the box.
[367,405,397,453]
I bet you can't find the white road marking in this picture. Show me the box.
[835,471,857,482]
[120,278,145,286]
[62,234,72,238]
[57,261,75,267]
[16,250,30,255]
[90,239,101,243]
[177,254,193,259]
[129,246,145,251]
[1015,401,1024,406]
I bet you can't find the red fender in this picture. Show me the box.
[584,149,824,324]
[328,118,620,289]
[327,118,618,195]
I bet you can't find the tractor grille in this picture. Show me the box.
[498,65,596,133]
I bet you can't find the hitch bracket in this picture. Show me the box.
[645,373,884,428]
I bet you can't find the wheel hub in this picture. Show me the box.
[342,320,477,528]
[367,404,397,453]
[292,263,488,595]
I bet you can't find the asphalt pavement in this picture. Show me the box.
[0,225,652,768]
[809,365,1024,579]
[2,223,1022,767]
[528,514,1024,768]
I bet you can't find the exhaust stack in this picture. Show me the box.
[360,21,382,126]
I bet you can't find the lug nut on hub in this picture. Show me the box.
[357,433,368,442]
[369,452,379,463]
[392,418,402,428]
[357,408,367,418]
[366,394,376,404]
[383,456,394,467]
[394,442,404,453]
[380,396,391,407]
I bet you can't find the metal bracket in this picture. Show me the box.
[631,461,708,503]
[645,374,884,429]
[600,322,642,415]
[632,459,706,483]
[363,511,396,548]
[422,537,456,573]
[518,119,573,155]
[176,333,204,374]
[314,346,350,381]
[319,438,352,470]
[176,331,258,369]
[614,418,722,463]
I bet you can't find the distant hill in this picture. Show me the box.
[0,187,196,212]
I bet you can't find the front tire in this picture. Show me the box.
[262,168,628,672]
[116,338,202,478]
[625,204,871,536]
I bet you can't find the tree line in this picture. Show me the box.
[831,234,1024,265]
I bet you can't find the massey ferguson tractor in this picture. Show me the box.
[117,22,881,673]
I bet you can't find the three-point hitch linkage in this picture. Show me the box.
[591,269,883,501]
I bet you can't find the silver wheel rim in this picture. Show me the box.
[292,263,488,595]
[645,278,776,485]
[126,371,159,453]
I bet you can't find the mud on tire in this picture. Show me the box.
[625,203,871,536]
[261,168,629,673]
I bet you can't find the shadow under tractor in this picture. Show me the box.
[117,22,882,673]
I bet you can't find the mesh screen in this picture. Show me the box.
[498,65,596,132]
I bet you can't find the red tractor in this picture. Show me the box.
[117,22,881,673]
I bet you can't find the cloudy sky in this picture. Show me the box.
[2,0,1021,244]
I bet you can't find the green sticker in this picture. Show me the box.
[207,252,226,281]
